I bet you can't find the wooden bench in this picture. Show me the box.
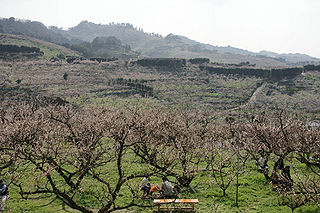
[154,199,199,212]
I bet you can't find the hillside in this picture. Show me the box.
[0,18,319,117]
[1,54,319,118]
[0,33,79,60]
[63,21,320,67]
[0,18,139,60]
[0,17,70,44]
[63,21,291,67]
[0,30,319,116]
[2,17,320,67]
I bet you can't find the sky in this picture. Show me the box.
[1,0,320,58]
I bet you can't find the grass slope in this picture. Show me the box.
[0,33,79,59]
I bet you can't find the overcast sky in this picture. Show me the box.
[1,0,320,58]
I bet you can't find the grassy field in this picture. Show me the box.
[3,152,320,213]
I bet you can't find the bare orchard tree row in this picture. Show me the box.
[0,104,248,212]
[0,105,319,212]
[240,110,320,210]
[0,105,153,213]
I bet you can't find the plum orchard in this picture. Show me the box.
[0,105,148,213]
[241,110,320,210]
[0,105,319,212]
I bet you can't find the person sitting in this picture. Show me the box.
[141,177,151,196]
[256,151,268,171]
[257,156,269,171]
[150,185,160,195]
[173,184,181,193]
[160,176,174,198]
[270,166,281,190]
[0,179,8,211]
[275,157,284,171]
[281,166,293,182]
[280,166,293,191]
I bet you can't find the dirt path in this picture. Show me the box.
[223,82,266,114]
[247,82,266,104]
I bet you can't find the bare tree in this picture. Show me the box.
[129,108,213,187]
[242,109,320,207]
[278,191,309,213]
[241,110,302,180]
[1,105,152,213]
[202,119,248,196]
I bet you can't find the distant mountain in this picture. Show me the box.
[176,35,254,55]
[259,50,320,64]
[1,17,319,67]
[63,21,320,66]
[177,35,320,64]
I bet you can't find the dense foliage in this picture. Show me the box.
[304,64,320,71]
[68,36,139,59]
[0,44,42,54]
[133,58,187,71]
[188,58,210,64]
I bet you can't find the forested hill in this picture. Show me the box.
[0,17,70,44]
[1,17,320,67]
[0,18,140,60]
[68,36,140,59]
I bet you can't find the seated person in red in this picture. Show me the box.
[150,185,160,194]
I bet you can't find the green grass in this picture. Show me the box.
[3,152,320,213]
[4,37,57,59]
[305,75,320,81]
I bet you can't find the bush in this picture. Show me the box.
[134,58,186,70]
[189,58,210,64]
[0,44,41,53]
